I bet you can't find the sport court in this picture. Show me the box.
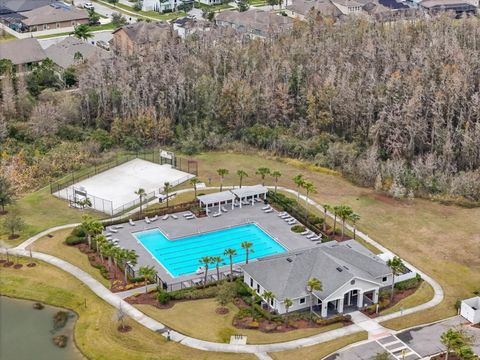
[55,158,194,213]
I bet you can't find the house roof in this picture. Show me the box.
[216,9,294,35]
[331,0,363,8]
[286,0,341,16]
[0,0,55,13]
[419,0,476,7]
[112,21,171,45]
[242,240,391,301]
[0,37,47,65]
[44,36,110,69]
[21,2,88,26]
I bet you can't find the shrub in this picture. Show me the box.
[93,264,109,279]
[394,275,422,291]
[169,285,219,300]
[307,214,324,225]
[291,224,306,233]
[217,327,236,343]
[65,235,85,245]
[157,291,171,305]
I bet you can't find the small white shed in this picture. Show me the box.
[460,297,480,324]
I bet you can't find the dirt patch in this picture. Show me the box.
[431,353,460,360]
[3,261,13,267]
[13,263,23,269]
[8,234,19,240]
[27,262,37,267]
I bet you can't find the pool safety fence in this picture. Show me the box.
[156,270,243,292]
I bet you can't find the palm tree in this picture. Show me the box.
[212,256,223,281]
[349,212,360,240]
[241,241,254,264]
[256,167,270,186]
[81,215,103,249]
[271,171,282,194]
[386,256,404,302]
[164,182,172,207]
[284,298,293,321]
[322,204,331,232]
[293,174,304,201]
[72,24,93,41]
[440,329,469,360]
[135,188,146,214]
[190,178,200,199]
[263,291,275,310]
[100,241,116,274]
[237,170,248,188]
[303,181,317,216]
[217,168,229,192]
[120,249,138,285]
[337,205,353,240]
[138,265,157,293]
[199,256,212,287]
[224,248,237,281]
[94,234,108,255]
[306,277,323,315]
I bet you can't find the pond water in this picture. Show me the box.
[0,296,85,360]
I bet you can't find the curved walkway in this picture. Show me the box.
[6,186,444,356]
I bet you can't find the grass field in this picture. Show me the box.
[379,281,434,316]
[0,187,98,248]
[29,229,110,288]
[269,331,369,360]
[0,259,256,360]
[0,33,15,42]
[96,0,186,20]
[135,299,345,344]
[187,152,480,328]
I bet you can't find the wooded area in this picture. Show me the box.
[1,15,480,201]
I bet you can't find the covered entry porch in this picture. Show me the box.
[313,288,380,317]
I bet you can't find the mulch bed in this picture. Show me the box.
[117,325,132,333]
[431,353,460,360]
[27,263,37,267]
[125,291,179,309]
[8,235,19,240]
[74,243,144,293]
[216,307,229,315]
[13,263,23,269]
[3,261,14,267]
[363,287,419,318]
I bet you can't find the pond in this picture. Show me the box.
[0,296,85,360]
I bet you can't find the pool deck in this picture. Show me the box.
[106,202,320,286]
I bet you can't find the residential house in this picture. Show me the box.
[0,37,47,71]
[0,0,55,31]
[18,2,89,32]
[215,9,294,38]
[44,36,110,69]
[173,16,208,38]
[242,240,394,317]
[286,0,342,19]
[142,0,195,13]
[419,0,477,13]
[330,0,363,14]
[111,21,173,56]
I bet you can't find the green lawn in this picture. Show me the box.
[380,281,434,316]
[0,187,99,248]
[29,229,110,288]
[269,331,368,360]
[97,0,186,20]
[135,298,345,344]
[194,2,234,11]
[0,33,15,42]
[0,259,255,360]
[36,23,118,39]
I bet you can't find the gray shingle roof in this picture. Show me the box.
[45,36,109,69]
[0,38,47,65]
[113,21,171,45]
[21,3,88,26]
[286,0,341,17]
[242,240,391,300]
[0,0,55,13]
[216,9,294,35]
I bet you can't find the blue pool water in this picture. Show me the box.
[134,224,286,277]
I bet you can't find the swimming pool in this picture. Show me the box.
[134,224,286,277]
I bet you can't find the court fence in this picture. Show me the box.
[49,150,199,216]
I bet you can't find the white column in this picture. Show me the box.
[240,196,242,208]
[206,203,209,215]
[218,202,221,213]
[251,196,254,206]
[357,291,364,308]
[321,301,328,318]
[231,200,234,210]
[348,291,352,306]
[338,298,344,314]
[373,289,379,303]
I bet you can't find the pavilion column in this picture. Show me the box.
[218,201,221,213]
[240,196,242,208]
[206,203,209,215]
[321,301,328,318]
[338,298,344,314]
[251,196,254,206]
[231,200,234,210]
[357,291,364,308]
[373,289,379,304]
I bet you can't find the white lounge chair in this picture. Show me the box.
[310,236,321,241]
[145,217,151,224]
[221,206,228,213]
[183,212,193,217]
[264,208,273,213]
[280,214,290,219]
[306,233,317,239]
[151,215,159,222]
[278,212,287,217]
[284,217,293,222]
[255,198,262,203]
[185,215,195,220]
[287,219,297,225]
[162,214,169,220]
[114,225,124,229]
[129,219,135,226]
[261,205,270,210]
[171,214,178,220]
[300,230,310,235]
[109,228,118,233]
[213,212,221,218]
